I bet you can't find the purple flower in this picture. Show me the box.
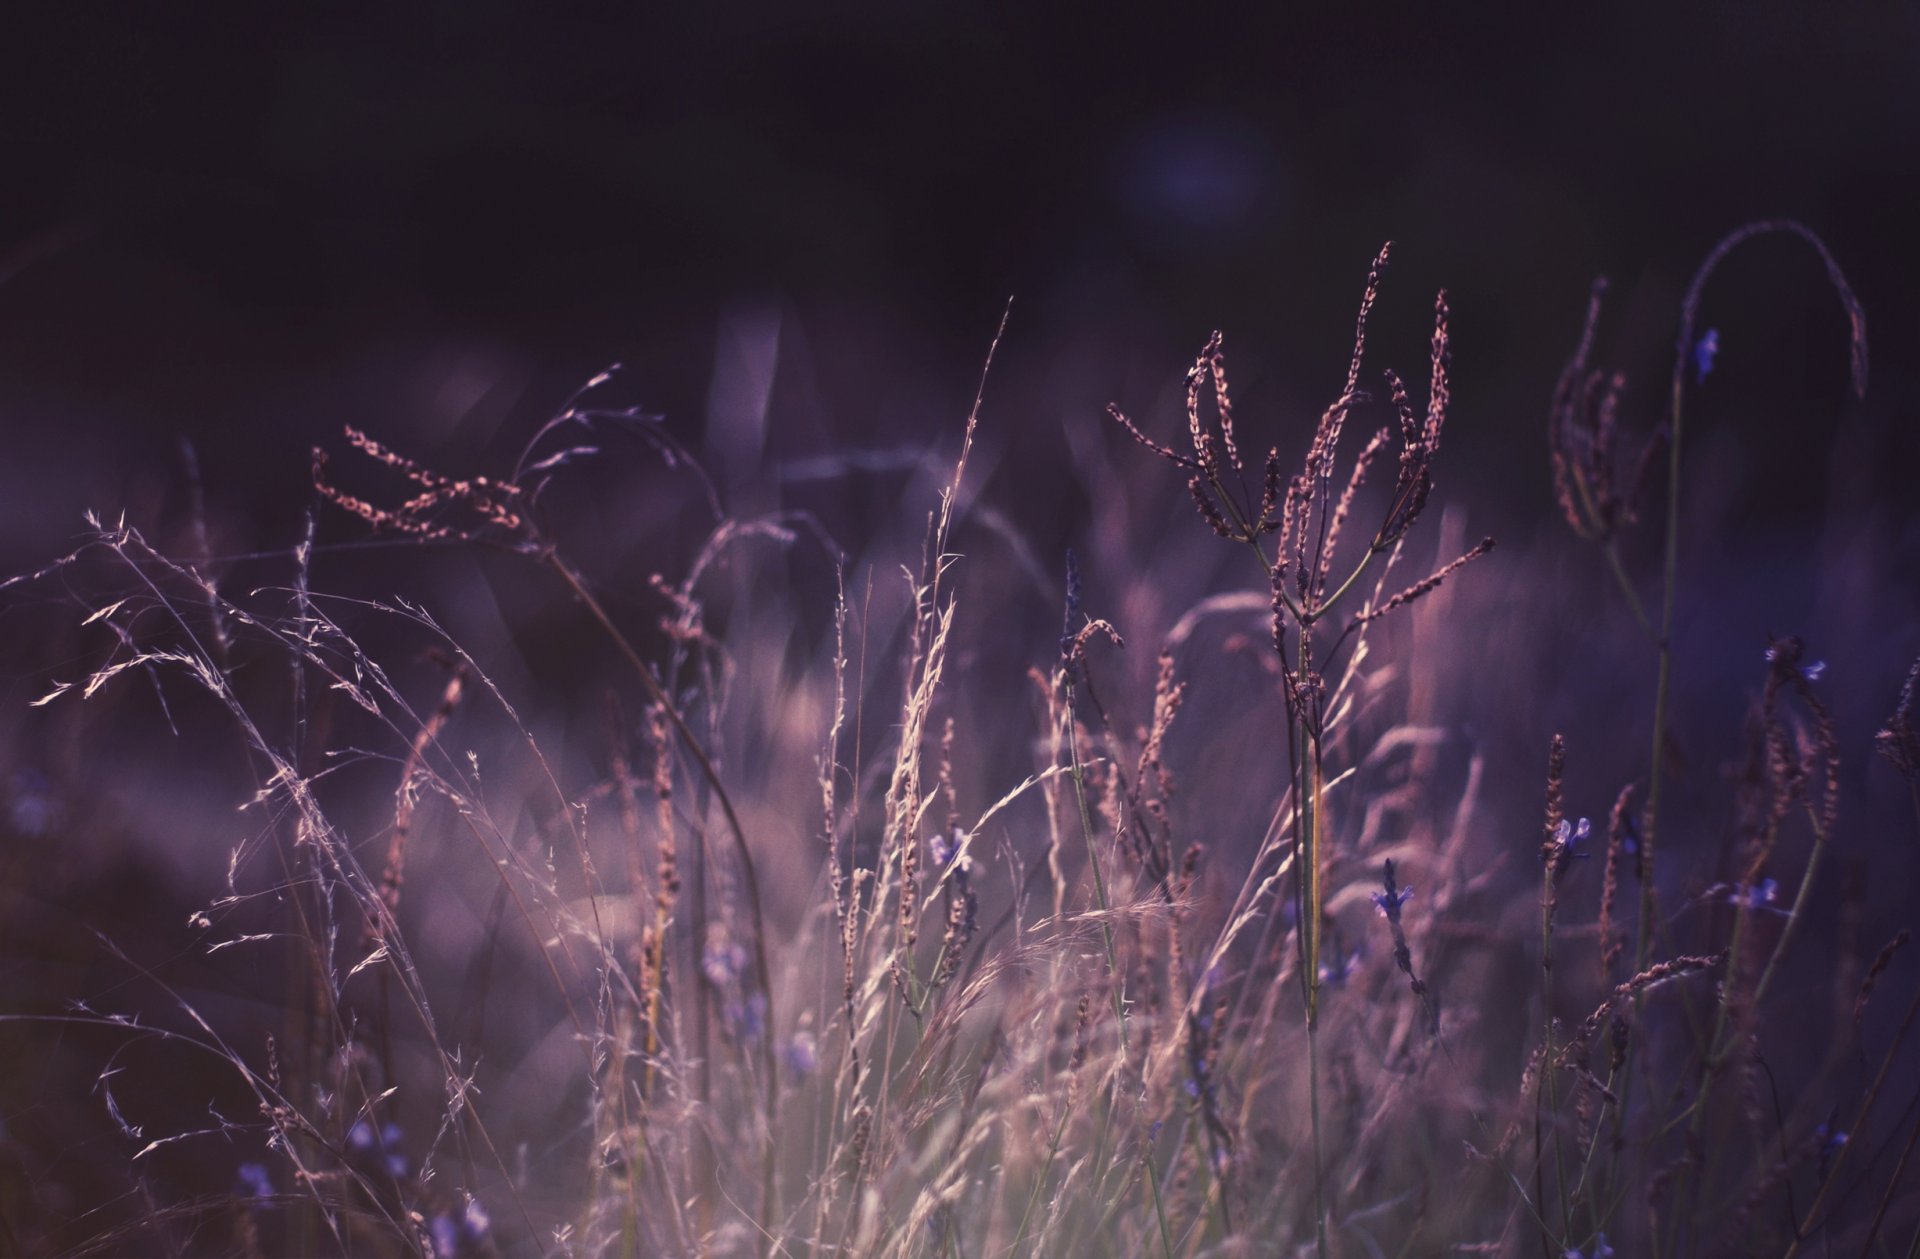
[1728,878,1780,911]
[1547,817,1592,869]
[430,1214,460,1258]
[724,991,767,1045]
[1318,946,1364,988]
[7,768,57,838]
[781,1031,819,1078]
[1371,884,1414,919]
[428,1198,491,1259]
[703,939,748,986]
[347,1119,407,1178]
[236,1161,273,1200]
[1694,328,1720,383]
[1563,1236,1614,1259]
[927,827,970,873]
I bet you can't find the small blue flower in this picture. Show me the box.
[927,827,970,873]
[1694,328,1720,383]
[703,940,748,987]
[781,1031,819,1078]
[1802,659,1827,682]
[430,1213,460,1258]
[1563,1235,1614,1259]
[725,991,768,1045]
[1548,817,1592,868]
[347,1119,407,1178]
[428,1198,491,1258]
[1371,885,1414,919]
[7,768,57,838]
[236,1161,273,1200]
[1728,878,1780,911]
[1318,946,1365,989]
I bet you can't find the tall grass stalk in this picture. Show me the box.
[1109,244,1490,1255]
[1553,221,1867,1232]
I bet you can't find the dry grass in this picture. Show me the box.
[1,231,1916,1259]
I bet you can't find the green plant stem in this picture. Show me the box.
[1603,279,1690,1230]
[1307,1011,1329,1259]
[1010,1091,1078,1258]
[1146,1156,1177,1259]
[1203,469,1293,618]
[1211,446,1371,1259]
[1600,540,1656,642]
[1640,339,1688,978]
[1302,707,1330,1259]
[1606,220,1865,1240]
[1313,546,1381,620]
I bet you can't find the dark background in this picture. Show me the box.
[6,3,1920,945]
[2,5,1916,563]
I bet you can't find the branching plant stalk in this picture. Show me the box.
[1214,472,1345,1259]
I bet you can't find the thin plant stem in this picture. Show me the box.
[1608,221,1865,1232]
[1010,1090,1078,1259]
[1063,671,1130,1207]
[1784,981,1920,1257]
[1146,1153,1177,1259]
[1538,863,1570,1254]
[544,553,782,1245]
[1312,547,1380,621]
[1303,706,1330,1259]
[1600,540,1656,642]
[1859,1095,1920,1256]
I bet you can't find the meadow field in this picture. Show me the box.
[2,223,1916,1258]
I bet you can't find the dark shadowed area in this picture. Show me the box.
[2,8,1918,1258]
